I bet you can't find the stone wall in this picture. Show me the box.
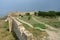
[8,16,33,40]
[8,15,48,40]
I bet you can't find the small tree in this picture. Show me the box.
[34,12,37,16]
[48,11,56,18]
[38,11,41,16]
[19,14,23,17]
[19,14,21,16]
[56,12,60,16]
[28,16,31,20]
[26,13,30,16]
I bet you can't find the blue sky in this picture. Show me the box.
[0,0,60,17]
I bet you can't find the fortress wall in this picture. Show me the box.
[9,16,33,40]
[8,15,47,40]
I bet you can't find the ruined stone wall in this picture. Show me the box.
[8,15,47,40]
[8,16,33,40]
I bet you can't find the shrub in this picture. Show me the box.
[25,13,30,16]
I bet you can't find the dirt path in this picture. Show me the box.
[16,18,34,28]
[58,17,60,21]
[16,18,45,31]
[46,29,60,40]
[16,17,60,40]
[32,17,60,40]
[32,17,59,30]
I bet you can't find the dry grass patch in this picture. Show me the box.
[0,20,15,40]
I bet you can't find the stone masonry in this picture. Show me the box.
[8,16,34,40]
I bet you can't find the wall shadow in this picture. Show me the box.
[11,31,19,40]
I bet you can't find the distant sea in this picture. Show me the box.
[0,13,8,18]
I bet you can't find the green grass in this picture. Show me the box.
[22,23,47,38]
[33,16,59,23]
[19,16,46,29]
[48,22,60,28]
[33,23,46,29]
[4,21,9,28]
[33,16,60,28]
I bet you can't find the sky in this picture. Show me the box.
[0,0,60,17]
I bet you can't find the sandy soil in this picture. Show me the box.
[32,17,60,40]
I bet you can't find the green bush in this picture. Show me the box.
[25,13,30,16]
